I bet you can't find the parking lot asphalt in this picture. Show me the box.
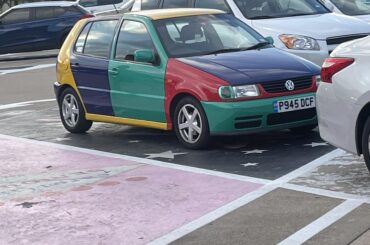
[0,59,370,244]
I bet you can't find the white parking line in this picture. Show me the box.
[0,63,55,75]
[277,200,364,245]
[149,149,345,245]
[0,99,354,244]
[0,99,56,110]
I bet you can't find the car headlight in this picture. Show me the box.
[279,34,320,50]
[218,85,260,99]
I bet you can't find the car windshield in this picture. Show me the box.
[153,14,270,58]
[329,0,370,15]
[234,0,330,19]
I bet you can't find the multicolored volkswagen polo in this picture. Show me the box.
[55,8,320,149]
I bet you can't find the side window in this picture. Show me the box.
[162,0,190,8]
[141,0,160,9]
[115,21,156,62]
[83,20,118,58]
[79,0,98,8]
[75,22,92,53]
[98,0,123,6]
[195,0,231,12]
[35,7,65,20]
[195,0,231,13]
[1,9,31,25]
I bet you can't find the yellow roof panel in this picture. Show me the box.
[127,8,224,20]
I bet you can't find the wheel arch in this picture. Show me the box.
[169,92,200,121]
[356,102,370,155]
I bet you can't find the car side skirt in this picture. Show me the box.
[85,113,169,130]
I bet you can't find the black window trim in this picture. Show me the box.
[72,18,120,60]
[113,18,161,67]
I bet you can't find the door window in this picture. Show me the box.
[162,0,190,8]
[141,0,160,9]
[115,20,156,63]
[82,20,118,58]
[194,0,231,12]
[0,8,31,25]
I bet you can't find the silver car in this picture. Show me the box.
[317,35,370,171]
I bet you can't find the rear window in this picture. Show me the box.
[0,8,31,25]
[194,0,231,12]
[141,0,160,9]
[76,20,118,58]
[162,0,190,8]
[65,6,86,15]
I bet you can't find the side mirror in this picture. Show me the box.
[134,49,155,64]
[265,36,274,45]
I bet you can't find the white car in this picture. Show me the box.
[317,36,370,171]
[132,0,370,66]
[77,0,134,14]
[320,0,370,23]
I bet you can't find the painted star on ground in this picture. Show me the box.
[241,163,259,167]
[304,142,328,147]
[145,151,187,160]
[242,149,268,154]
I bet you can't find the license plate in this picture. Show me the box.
[273,96,315,113]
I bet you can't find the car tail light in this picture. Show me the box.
[80,13,95,20]
[321,58,354,83]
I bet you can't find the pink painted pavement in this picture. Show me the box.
[0,136,263,244]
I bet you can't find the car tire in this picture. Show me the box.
[59,87,92,133]
[174,97,210,149]
[361,116,370,172]
[289,124,317,134]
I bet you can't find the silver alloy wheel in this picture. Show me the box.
[178,104,202,144]
[62,94,79,128]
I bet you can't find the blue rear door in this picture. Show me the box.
[70,19,119,116]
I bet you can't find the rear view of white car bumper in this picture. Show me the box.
[317,83,360,154]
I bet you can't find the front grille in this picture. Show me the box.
[327,34,369,46]
[261,76,312,93]
[267,108,316,125]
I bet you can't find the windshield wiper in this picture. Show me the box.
[204,48,244,55]
[249,15,279,19]
[244,42,271,50]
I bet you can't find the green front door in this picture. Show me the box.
[108,19,167,123]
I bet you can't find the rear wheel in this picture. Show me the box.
[290,124,317,134]
[361,116,370,172]
[174,97,210,149]
[59,87,92,133]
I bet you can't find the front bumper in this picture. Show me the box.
[202,92,317,135]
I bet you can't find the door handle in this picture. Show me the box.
[109,68,119,76]
[71,63,80,68]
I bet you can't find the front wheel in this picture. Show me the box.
[174,97,210,149]
[59,87,92,133]
[361,116,370,172]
